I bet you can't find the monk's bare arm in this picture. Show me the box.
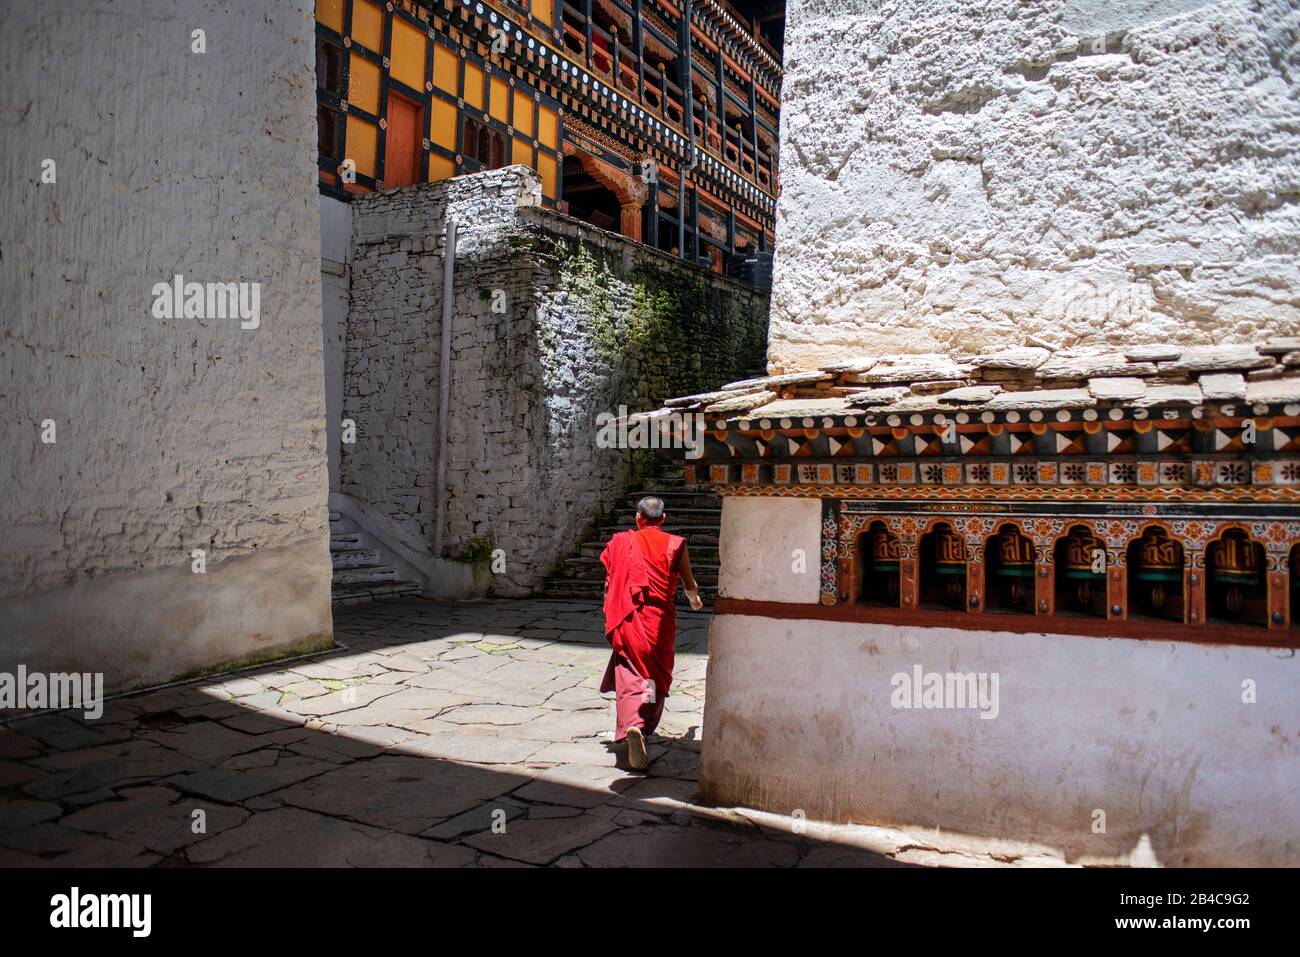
[679,548,704,610]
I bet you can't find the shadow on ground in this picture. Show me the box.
[0,598,910,868]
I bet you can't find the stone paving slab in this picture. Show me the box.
[0,598,1064,868]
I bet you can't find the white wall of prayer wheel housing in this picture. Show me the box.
[700,495,1300,866]
[717,497,822,604]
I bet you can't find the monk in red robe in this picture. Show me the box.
[600,496,703,770]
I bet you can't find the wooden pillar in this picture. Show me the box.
[688,186,699,262]
[1107,552,1126,620]
[1036,560,1054,615]
[619,201,643,242]
[900,551,920,611]
[634,0,645,100]
[583,0,593,68]
[1186,552,1206,625]
[1268,562,1289,630]
[966,542,985,613]
[716,47,726,130]
[647,180,659,247]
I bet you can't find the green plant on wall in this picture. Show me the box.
[453,535,495,564]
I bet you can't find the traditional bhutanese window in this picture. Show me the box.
[316,35,344,96]
[1055,525,1106,618]
[350,0,385,52]
[531,0,554,27]
[1127,527,1184,622]
[389,17,427,91]
[348,55,382,116]
[345,116,378,177]
[433,43,459,95]
[317,104,343,163]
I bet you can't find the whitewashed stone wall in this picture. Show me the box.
[770,0,1300,369]
[343,167,767,595]
[0,1,332,689]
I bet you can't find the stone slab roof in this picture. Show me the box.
[661,341,1300,420]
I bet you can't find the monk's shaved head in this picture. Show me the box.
[636,496,666,523]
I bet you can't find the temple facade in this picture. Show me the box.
[652,0,1300,866]
[313,0,781,276]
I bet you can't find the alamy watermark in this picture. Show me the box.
[151,274,261,329]
[1054,276,1154,326]
[0,666,104,720]
[891,665,999,720]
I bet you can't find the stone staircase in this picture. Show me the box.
[541,468,722,606]
[329,510,424,607]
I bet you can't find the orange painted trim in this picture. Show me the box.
[711,598,1300,650]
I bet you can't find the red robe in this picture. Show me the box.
[599,526,685,739]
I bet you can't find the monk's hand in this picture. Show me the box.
[685,588,703,611]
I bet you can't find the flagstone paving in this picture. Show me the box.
[0,598,1069,868]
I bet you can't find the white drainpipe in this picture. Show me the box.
[433,217,457,557]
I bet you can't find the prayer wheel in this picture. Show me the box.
[869,525,901,600]
[1209,532,1262,616]
[1132,527,1182,611]
[1062,526,1105,610]
[933,526,967,605]
[993,526,1033,607]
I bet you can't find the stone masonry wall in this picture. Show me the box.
[769,0,1300,370]
[343,167,768,595]
[0,1,333,689]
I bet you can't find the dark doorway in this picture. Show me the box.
[561,154,621,232]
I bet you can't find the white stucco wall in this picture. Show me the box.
[769,0,1300,369]
[0,1,333,688]
[702,497,1300,866]
[718,497,822,603]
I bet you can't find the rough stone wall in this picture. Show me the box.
[770,0,1300,370]
[342,167,768,594]
[0,1,332,689]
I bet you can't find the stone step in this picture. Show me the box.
[330,532,366,551]
[331,547,386,571]
[559,555,719,582]
[328,512,424,606]
[332,582,422,606]
[610,507,721,525]
[575,541,718,561]
[332,566,403,589]
[599,524,720,544]
[618,489,719,507]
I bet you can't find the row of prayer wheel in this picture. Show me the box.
[863,522,1272,623]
